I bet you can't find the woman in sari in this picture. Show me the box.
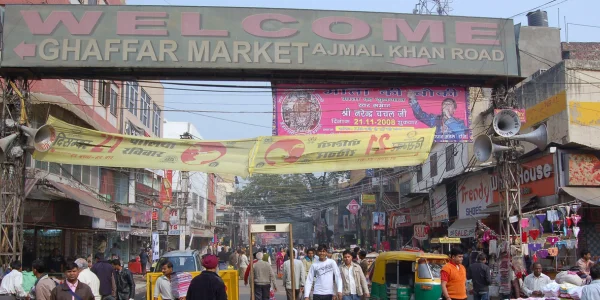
[276,247,285,276]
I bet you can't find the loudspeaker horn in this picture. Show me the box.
[474,135,512,162]
[20,124,57,152]
[493,109,522,137]
[0,133,19,162]
[510,124,549,150]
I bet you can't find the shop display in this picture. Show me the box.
[36,229,63,258]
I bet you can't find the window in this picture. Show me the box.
[72,165,82,181]
[49,163,61,175]
[84,80,94,95]
[445,144,455,171]
[126,82,139,116]
[98,81,108,107]
[82,166,91,185]
[88,0,97,4]
[153,103,161,137]
[430,153,438,177]
[110,88,118,116]
[141,89,150,127]
[416,165,423,182]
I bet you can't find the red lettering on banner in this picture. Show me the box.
[382,19,444,43]
[242,14,298,38]
[21,10,102,35]
[181,13,229,37]
[312,16,371,41]
[117,12,168,36]
[455,22,500,45]
[460,181,491,204]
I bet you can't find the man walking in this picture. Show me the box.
[441,248,467,300]
[304,245,343,300]
[110,260,135,300]
[0,261,28,299]
[153,262,173,300]
[50,261,95,300]
[75,258,101,300]
[239,250,249,281]
[139,248,149,277]
[358,251,369,275]
[229,249,240,271]
[218,247,230,271]
[467,253,491,300]
[252,252,277,300]
[282,249,305,300]
[31,260,59,300]
[186,255,227,300]
[91,253,116,300]
[339,250,369,300]
[303,248,315,277]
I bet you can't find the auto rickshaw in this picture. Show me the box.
[369,251,449,300]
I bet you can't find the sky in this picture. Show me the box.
[127,0,599,140]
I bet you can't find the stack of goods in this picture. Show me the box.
[170,272,193,299]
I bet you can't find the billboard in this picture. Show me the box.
[458,174,492,219]
[491,154,555,201]
[373,212,386,230]
[1,5,518,80]
[273,85,471,142]
[565,153,600,186]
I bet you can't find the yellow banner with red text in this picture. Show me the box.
[34,116,435,177]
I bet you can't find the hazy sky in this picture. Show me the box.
[127,0,598,140]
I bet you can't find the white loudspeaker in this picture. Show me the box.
[493,109,522,138]
[510,124,549,151]
[20,124,57,152]
[474,135,512,162]
[0,133,19,162]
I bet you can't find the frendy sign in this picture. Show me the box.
[1,5,518,80]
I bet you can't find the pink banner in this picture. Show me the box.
[273,85,471,142]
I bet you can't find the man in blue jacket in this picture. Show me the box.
[91,253,115,300]
[408,90,467,140]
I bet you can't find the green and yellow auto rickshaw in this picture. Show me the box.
[369,251,449,300]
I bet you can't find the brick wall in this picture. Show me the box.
[562,42,600,60]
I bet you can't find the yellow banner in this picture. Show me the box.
[34,116,435,176]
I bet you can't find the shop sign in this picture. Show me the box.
[169,209,179,225]
[92,218,117,230]
[117,222,131,232]
[458,174,492,219]
[492,154,555,201]
[372,212,386,230]
[159,169,173,204]
[393,209,411,228]
[152,232,159,261]
[448,226,476,238]
[414,225,429,241]
[431,237,461,244]
[430,184,449,221]
[346,199,361,215]
[565,153,600,186]
[168,224,180,235]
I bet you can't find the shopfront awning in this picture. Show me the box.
[480,195,536,214]
[562,187,600,206]
[448,217,486,238]
[49,181,116,222]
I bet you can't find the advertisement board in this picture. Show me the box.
[430,184,449,221]
[159,170,173,204]
[361,194,376,205]
[273,85,471,142]
[565,153,600,186]
[372,212,386,230]
[414,225,429,241]
[492,154,555,201]
[458,174,492,219]
[1,5,518,80]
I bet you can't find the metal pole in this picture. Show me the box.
[377,170,383,252]
[180,170,189,251]
[249,227,254,300]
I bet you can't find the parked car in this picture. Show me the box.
[152,250,203,273]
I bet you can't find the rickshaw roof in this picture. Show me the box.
[375,251,449,262]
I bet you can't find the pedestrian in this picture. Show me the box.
[244,253,260,286]
[229,249,239,271]
[238,250,249,281]
[50,261,95,300]
[153,262,173,300]
[581,263,600,300]
[91,253,116,300]
[339,250,369,300]
[31,260,59,300]
[110,260,135,300]
[252,252,277,300]
[46,249,66,274]
[358,251,369,275]
[282,249,305,300]
[75,258,101,300]
[441,248,467,300]
[0,260,28,299]
[277,248,286,276]
[218,247,229,271]
[139,248,149,277]
[186,255,227,300]
[467,253,491,300]
[303,248,315,277]
[304,245,343,300]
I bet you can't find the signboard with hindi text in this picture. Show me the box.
[273,85,471,142]
[33,116,436,176]
[0,5,518,82]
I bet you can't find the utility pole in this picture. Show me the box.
[376,170,383,252]
[179,132,192,251]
